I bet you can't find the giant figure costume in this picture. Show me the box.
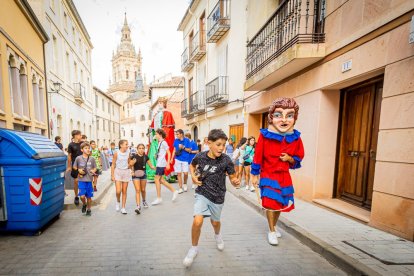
[146,98,175,180]
[251,98,305,212]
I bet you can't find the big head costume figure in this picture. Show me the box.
[251,97,305,245]
[252,97,304,211]
[147,97,176,179]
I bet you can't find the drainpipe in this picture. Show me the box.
[43,43,51,139]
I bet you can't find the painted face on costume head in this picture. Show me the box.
[272,108,296,133]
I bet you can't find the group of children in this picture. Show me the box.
[66,131,103,216]
[68,97,305,269]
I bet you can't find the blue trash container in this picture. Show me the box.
[0,129,67,234]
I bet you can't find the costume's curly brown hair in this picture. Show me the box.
[158,97,168,108]
[268,97,299,123]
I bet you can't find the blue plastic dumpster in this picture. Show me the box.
[0,129,67,234]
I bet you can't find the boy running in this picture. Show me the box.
[183,129,240,267]
[73,142,97,216]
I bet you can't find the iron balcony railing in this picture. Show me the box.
[190,31,206,62]
[246,0,326,79]
[189,90,205,114]
[73,83,86,102]
[181,98,189,118]
[205,76,228,107]
[207,0,230,43]
[181,47,194,72]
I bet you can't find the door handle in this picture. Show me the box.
[369,149,376,160]
[348,151,360,157]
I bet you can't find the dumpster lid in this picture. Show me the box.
[0,129,65,159]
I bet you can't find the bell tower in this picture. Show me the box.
[107,13,142,104]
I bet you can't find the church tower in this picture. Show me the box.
[107,13,142,104]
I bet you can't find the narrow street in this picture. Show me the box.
[0,181,345,275]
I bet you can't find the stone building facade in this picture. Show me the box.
[29,0,94,145]
[178,0,247,146]
[243,0,414,240]
[0,0,49,135]
[93,86,121,147]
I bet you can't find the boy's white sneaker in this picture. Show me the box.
[183,247,198,267]
[268,232,279,245]
[115,202,120,212]
[192,184,196,189]
[215,234,225,251]
[250,185,255,192]
[121,208,127,214]
[178,188,184,194]
[275,229,282,238]
[172,190,179,202]
[151,198,163,205]
[183,184,188,192]
[245,185,249,190]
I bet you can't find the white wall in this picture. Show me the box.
[30,0,95,146]
[181,0,247,135]
[121,99,151,147]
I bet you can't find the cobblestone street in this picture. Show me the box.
[0,181,345,275]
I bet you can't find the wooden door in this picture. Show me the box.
[262,112,269,129]
[336,79,383,209]
[199,12,206,49]
[189,31,194,54]
[229,124,244,145]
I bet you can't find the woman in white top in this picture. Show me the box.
[151,129,178,205]
[111,139,131,214]
[201,137,209,152]
[235,137,248,187]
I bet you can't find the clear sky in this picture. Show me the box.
[73,0,190,91]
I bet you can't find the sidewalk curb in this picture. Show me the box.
[227,186,381,276]
[63,180,113,210]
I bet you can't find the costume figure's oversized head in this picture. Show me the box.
[268,97,299,133]
[157,97,168,110]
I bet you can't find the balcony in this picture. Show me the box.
[206,76,228,107]
[181,98,191,118]
[181,47,194,72]
[189,90,205,114]
[207,0,230,43]
[245,0,326,91]
[189,31,206,62]
[73,83,86,104]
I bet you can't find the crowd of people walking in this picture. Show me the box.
[56,97,304,270]
[59,128,260,217]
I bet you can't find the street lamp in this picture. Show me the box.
[48,81,62,93]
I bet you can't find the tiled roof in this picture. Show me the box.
[150,77,184,88]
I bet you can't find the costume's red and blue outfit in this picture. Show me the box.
[251,129,304,212]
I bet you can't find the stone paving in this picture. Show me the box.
[228,184,414,276]
[64,170,112,208]
[0,181,345,275]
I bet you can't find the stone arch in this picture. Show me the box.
[193,125,199,142]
